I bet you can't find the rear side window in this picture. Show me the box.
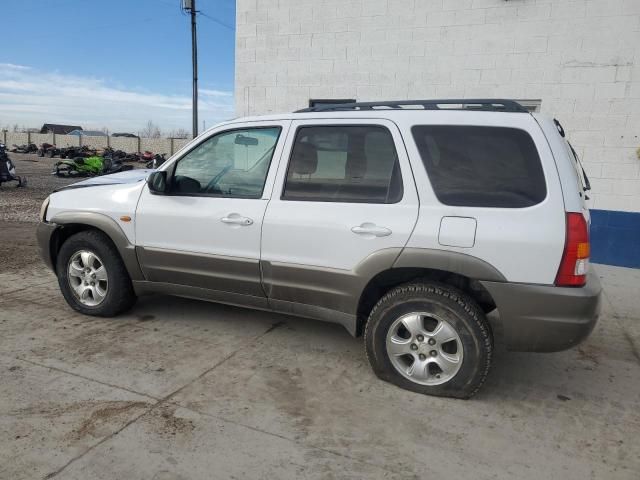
[412,125,546,208]
[282,125,403,203]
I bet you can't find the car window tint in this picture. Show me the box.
[411,125,546,208]
[172,127,281,197]
[282,125,403,203]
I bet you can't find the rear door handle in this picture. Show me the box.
[351,223,392,237]
[221,213,253,226]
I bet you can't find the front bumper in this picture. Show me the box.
[36,221,57,271]
[481,271,602,352]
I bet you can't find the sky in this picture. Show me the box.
[0,0,236,134]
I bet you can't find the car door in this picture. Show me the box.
[260,118,420,319]
[135,121,290,306]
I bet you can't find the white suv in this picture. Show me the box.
[37,99,601,398]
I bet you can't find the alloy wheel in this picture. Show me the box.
[385,312,464,386]
[67,250,109,307]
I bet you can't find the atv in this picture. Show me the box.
[38,143,61,158]
[137,150,154,164]
[60,145,97,159]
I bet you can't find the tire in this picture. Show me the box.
[364,281,492,399]
[56,230,136,316]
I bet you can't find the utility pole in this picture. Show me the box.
[184,0,198,138]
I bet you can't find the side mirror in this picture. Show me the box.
[147,170,168,194]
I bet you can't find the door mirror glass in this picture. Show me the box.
[147,170,167,194]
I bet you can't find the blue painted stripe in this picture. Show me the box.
[590,209,640,269]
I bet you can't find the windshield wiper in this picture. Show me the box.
[569,143,591,192]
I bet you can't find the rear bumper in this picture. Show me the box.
[481,271,602,352]
[36,221,57,271]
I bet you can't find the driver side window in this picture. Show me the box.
[171,126,281,198]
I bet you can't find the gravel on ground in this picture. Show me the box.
[0,152,77,223]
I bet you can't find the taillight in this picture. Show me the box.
[555,212,590,287]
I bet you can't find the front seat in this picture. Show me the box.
[291,141,318,177]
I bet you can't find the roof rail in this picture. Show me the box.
[295,99,529,113]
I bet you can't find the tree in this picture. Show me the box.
[141,120,162,138]
[168,128,189,139]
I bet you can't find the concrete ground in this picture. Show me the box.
[1,154,639,479]
[1,249,638,480]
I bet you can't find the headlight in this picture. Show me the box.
[40,196,50,222]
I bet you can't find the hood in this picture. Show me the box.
[57,169,154,191]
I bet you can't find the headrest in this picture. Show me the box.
[346,135,367,180]
[345,152,366,180]
[292,142,318,175]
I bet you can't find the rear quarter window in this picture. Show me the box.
[411,125,546,208]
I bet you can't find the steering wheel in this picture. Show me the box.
[205,164,233,193]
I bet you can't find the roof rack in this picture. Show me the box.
[295,99,529,113]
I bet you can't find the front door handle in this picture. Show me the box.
[221,213,253,226]
[351,223,392,237]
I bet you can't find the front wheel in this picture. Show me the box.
[364,282,492,399]
[56,230,136,316]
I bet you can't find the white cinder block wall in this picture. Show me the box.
[235,0,640,213]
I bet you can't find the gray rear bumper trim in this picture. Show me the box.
[481,271,602,352]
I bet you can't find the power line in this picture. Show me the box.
[159,1,233,29]
[198,11,233,30]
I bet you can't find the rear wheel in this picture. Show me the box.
[364,282,492,399]
[56,230,136,316]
